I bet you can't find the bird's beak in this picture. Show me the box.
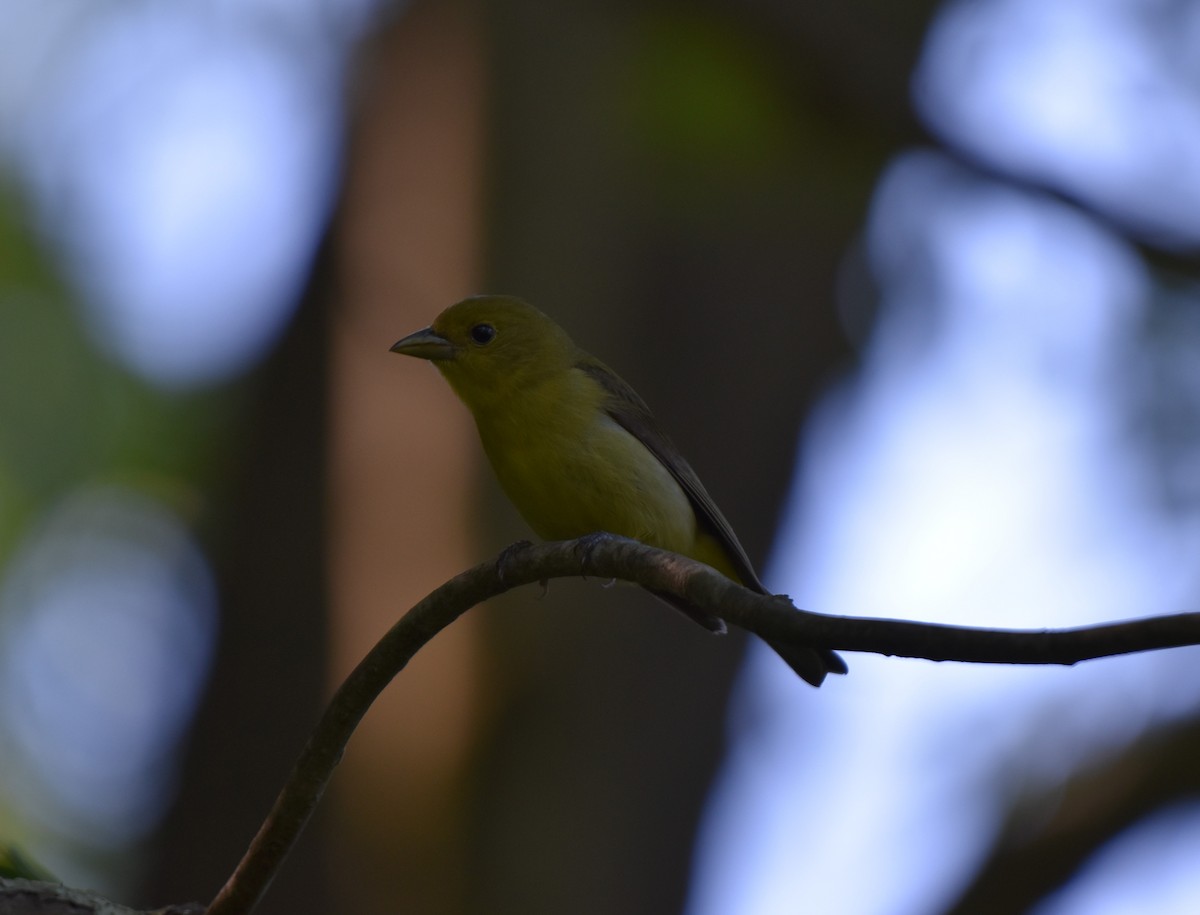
[389,327,455,361]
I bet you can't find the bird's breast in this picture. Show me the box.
[478,407,696,553]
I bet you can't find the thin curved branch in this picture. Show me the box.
[205,536,1200,915]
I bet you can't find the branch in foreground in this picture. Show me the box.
[0,877,201,915]
[205,536,1200,915]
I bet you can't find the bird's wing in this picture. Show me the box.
[577,357,849,685]
[576,358,767,593]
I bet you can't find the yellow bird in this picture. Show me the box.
[390,295,846,686]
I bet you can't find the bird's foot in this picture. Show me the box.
[574,531,618,579]
[496,540,534,583]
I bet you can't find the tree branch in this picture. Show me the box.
[940,721,1200,915]
[0,877,201,914]
[205,536,1200,915]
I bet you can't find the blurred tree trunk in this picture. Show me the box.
[325,2,488,914]
[463,1,939,912]
[144,241,334,914]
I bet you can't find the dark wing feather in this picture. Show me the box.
[577,357,849,686]
[577,357,767,592]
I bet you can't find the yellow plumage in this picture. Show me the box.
[390,295,845,686]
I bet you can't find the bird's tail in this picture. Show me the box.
[763,639,847,687]
[647,588,847,687]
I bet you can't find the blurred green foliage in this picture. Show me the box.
[0,841,58,882]
[0,183,229,563]
[623,9,877,214]
[0,180,231,892]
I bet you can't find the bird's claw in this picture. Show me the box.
[575,531,618,578]
[496,540,534,583]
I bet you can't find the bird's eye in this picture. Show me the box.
[469,323,496,345]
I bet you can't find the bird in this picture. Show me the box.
[389,295,846,686]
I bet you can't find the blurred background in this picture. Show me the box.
[1,0,1198,913]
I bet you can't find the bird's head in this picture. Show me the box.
[390,295,578,408]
